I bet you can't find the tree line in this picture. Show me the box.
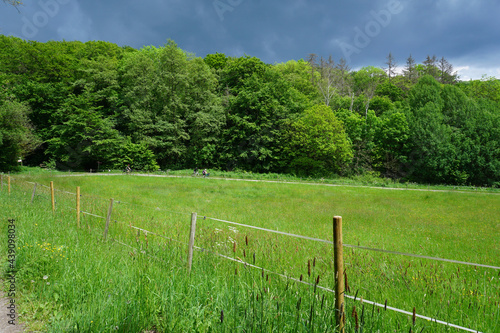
[0,35,499,186]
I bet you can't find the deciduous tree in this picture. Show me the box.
[0,100,40,171]
[285,104,352,175]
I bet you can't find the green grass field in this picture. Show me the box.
[1,171,499,332]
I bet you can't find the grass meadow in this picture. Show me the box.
[1,170,499,332]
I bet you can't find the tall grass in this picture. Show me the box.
[1,173,499,332]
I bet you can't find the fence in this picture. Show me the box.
[2,174,498,333]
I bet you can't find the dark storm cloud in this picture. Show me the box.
[0,0,498,79]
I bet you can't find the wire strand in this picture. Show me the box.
[204,216,500,270]
[194,246,484,333]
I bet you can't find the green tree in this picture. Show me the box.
[441,85,499,185]
[375,81,404,102]
[218,55,268,95]
[204,52,229,72]
[403,76,500,185]
[407,75,443,110]
[368,95,394,116]
[0,100,40,171]
[115,140,159,172]
[458,76,500,103]
[274,59,320,102]
[284,104,352,175]
[373,111,410,178]
[353,66,387,117]
[335,109,380,174]
[119,40,224,168]
[183,57,225,168]
[463,99,500,185]
[12,81,70,141]
[44,93,124,170]
[220,61,310,172]
[404,101,456,183]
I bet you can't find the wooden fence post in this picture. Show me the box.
[103,199,114,240]
[334,216,345,333]
[50,181,55,212]
[187,212,197,273]
[8,176,11,195]
[1,174,3,191]
[76,187,81,228]
[31,183,37,203]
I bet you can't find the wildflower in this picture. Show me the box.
[43,275,49,280]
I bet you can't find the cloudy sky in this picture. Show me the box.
[1,0,499,80]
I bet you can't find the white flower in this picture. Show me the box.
[43,275,49,280]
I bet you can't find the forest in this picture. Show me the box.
[0,35,499,186]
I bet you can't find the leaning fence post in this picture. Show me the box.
[334,216,345,333]
[31,183,37,203]
[187,212,197,273]
[50,181,55,212]
[76,187,81,228]
[103,199,114,240]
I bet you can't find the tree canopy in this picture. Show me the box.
[0,35,498,186]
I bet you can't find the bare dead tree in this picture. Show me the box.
[423,55,439,79]
[403,54,417,84]
[317,55,338,106]
[335,58,355,111]
[438,57,458,84]
[306,53,318,85]
[384,52,397,82]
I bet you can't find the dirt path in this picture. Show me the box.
[0,290,25,333]
[55,172,500,195]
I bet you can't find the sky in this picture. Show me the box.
[1,0,499,81]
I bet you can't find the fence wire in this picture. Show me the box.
[5,177,496,333]
[204,216,500,270]
[194,245,484,333]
